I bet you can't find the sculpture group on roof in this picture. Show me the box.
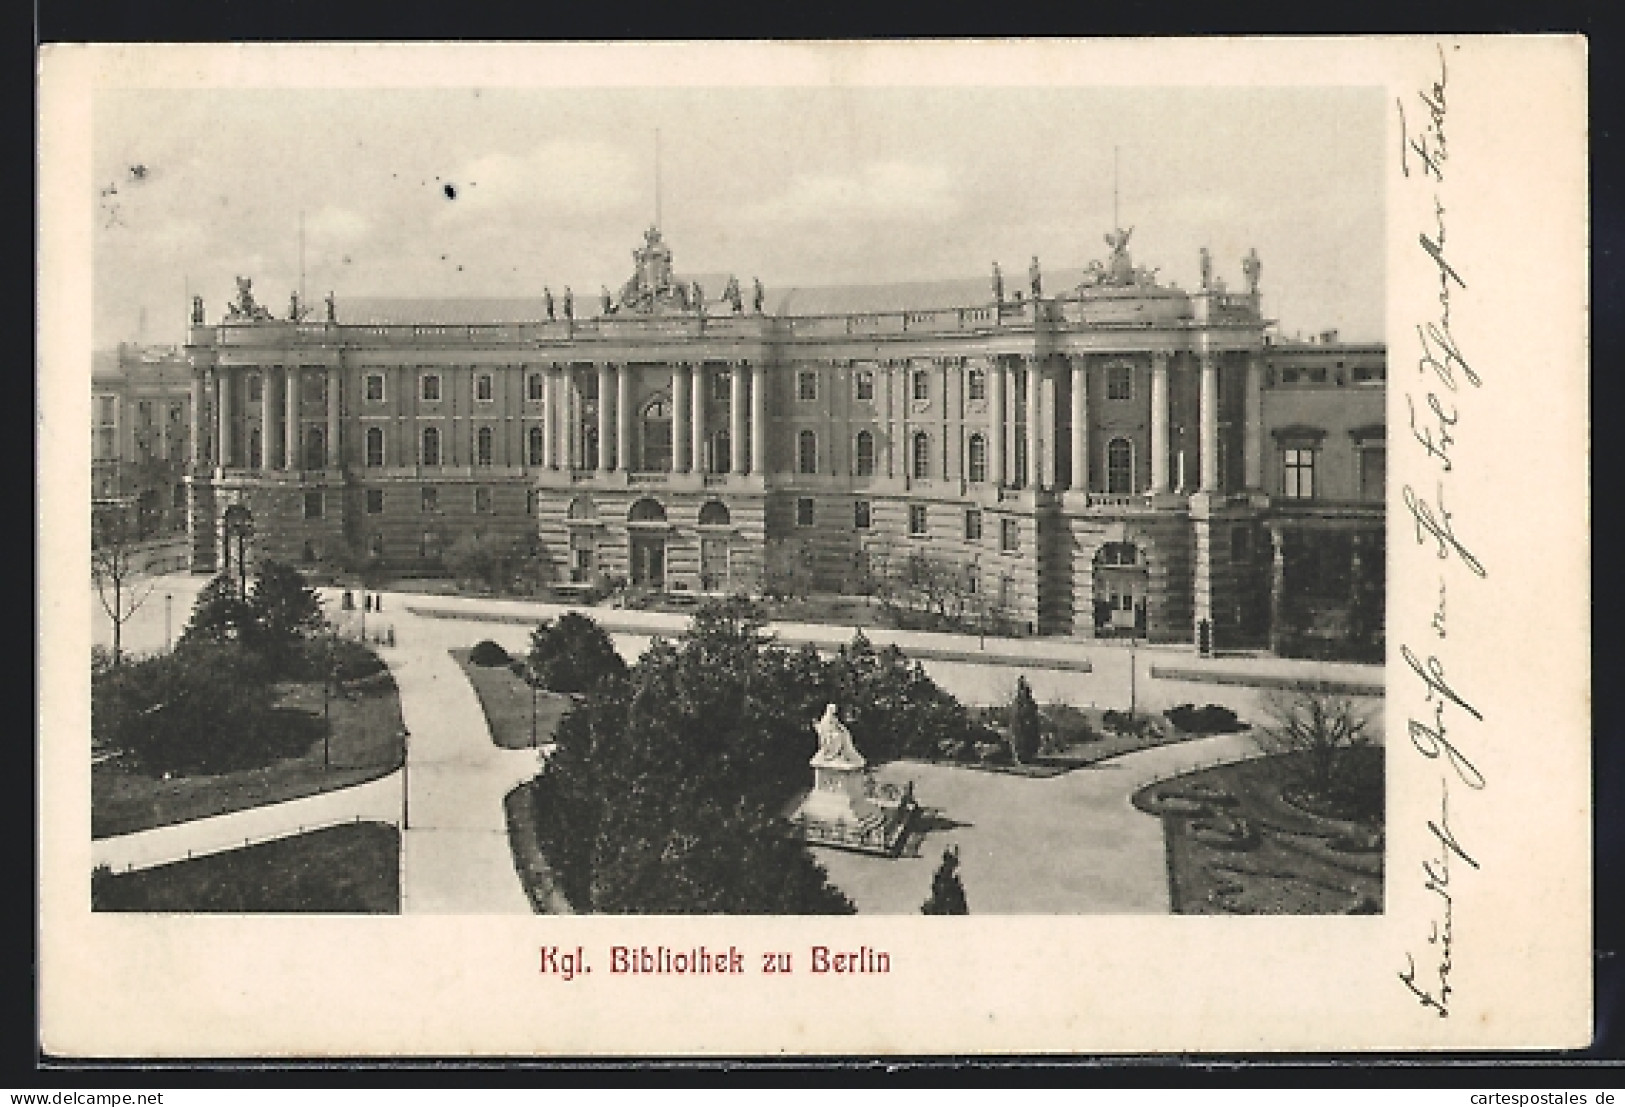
[223,276,276,322]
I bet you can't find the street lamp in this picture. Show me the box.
[528,659,539,748]
[164,592,172,651]
[400,726,410,831]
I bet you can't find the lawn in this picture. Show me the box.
[503,779,573,914]
[450,648,575,750]
[92,672,405,839]
[92,821,400,913]
[1132,748,1384,915]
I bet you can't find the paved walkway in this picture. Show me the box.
[813,730,1262,914]
[91,772,402,872]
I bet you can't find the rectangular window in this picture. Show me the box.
[528,373,545,401]
[700,536,730,592]
[421,486,439,513]
[1282,447,1316,499]
[797,371,818,401]
[96,396,116,426]
[366,489,384,514]
[303,491,324,519]
[247,376,262,403]
[967,367,987,401]
[1279,367,1303,385]
[476,373,494,402]
[796,497,815,527]
[137,400,154,426]
[964,509,982,541]
[569,532,595,583]
[1001,518,1020,552]
[526,489,539,515]
[1360,447,1386,502]
[713,369,731,402]
[912,369,930,401]
[366,374,385,402]
[909,503,928,536]
[421,374,442,402]
[854,369,875,402]
[853,500,871,530]
[474,487,493,513]
[1107,364,1133,401]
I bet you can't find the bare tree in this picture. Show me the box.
[1255,688,1372,797]
[91,502,155,663]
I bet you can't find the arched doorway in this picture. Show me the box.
[1092,540,1148,637]
[697,499,732,592]
[627,497,668,590]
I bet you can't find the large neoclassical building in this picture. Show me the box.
[178,224,1385,656]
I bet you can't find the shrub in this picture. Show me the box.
[921,845,969,915]
[469,639,511,667]
[1007,676,1041,763]
[973,740,1008,765]
[1164,703,1246,735]
[936,737,968,762]
[326,639,387,682]
[1102,709,1162,739]
[528,612,626,694]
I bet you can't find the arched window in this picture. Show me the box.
[642,396,672,472]
[967,433,987,483]
[854,431,875,477]
[477,425,494,466]
[912,432,930,479]
[798,429,818,475]
[421,426,441,467]
[628,497,667,523]
[528,425,544,466]
[698,499,731,527]
[566,495,595,520]
[366,426,384,467]
[305,426,325,470]
[1107,437,1133,494]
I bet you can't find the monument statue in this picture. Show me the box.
[991,261,1004,303]
[752,277,765,314]
[1199,246,1213,290]
[1243,247,1262,294]
[792,704,916,856]
[1029,255,1042,298]
[191,295,204,325]
[813,704,864,767]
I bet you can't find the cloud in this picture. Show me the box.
[435,139,640,225]
[742,161,961,226]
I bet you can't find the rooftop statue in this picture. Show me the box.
[723,275,742,314]
[224,276,274,322]
[1029,255,1042,298]
[813,703,865,768]
[1199,246,1213,290]
[1105,226,1135,284]
[753,277,765,314]
[1242,248,1262,294]
[991,261,1004,303]
[601,285,614,316]
[562,286,574,320]
[325,291,336,323]
[543,286,555,321]
[288,292,302,321]
[191,295,205,325]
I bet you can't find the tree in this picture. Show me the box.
[1256,688,1373,799]
[178,573,257,649]
[921,844,969,914]
[91,502,154,663]
[1008,675,1041,763]
[248,560,323,658]
[528,612,627,694]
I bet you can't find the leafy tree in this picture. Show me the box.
[248,560,323,669]
[1008,675,1041,763]
[528,612,627,694]
[91,502,154,663]
[921,844,969,914]
[443,532,539,595]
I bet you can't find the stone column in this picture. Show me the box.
[326,368,340,469]
[750,361,766,475]
[1025,357,1042,490]
[1043,359,1059,490]
[284,369,299,470]
[596,364,612,473]
[258,371,275,470]
[217,369,233,469]
[1199,351,1220,492]
[540,367,555,469]
[1243,352,1264,489]
[1268,526,1287,654]
[672,363,690,472]
[988,357,1006,487]
[189,372,204,468]
[1150,352,1170,492]
[1069,355,1088,491]
[691,364,707,474]
[729,363,746,475]
[616,363,632,472]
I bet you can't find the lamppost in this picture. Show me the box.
[323,622,336,771]
[164,592,172,651]
[223,504,253,600]
[528,659,539,748]
[400,726,410,830]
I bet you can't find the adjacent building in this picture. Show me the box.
[91,343,194,539]
[172,225,1385,658]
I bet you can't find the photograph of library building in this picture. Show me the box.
[177,224,1385,659]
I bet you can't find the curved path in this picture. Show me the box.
[813,730,1263,914]
[91,771,402,873]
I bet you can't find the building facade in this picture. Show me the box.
[92,343,194,538]
[176,226,1385,657]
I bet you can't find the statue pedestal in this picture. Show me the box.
[797,756,887,836]
[791,705,917,856]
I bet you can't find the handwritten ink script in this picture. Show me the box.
[1396,41,1488,1021]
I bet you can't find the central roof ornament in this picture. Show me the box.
[1079,225,1162,290]
[608,225,692,315]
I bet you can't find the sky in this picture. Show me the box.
[93,85,1384,349]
